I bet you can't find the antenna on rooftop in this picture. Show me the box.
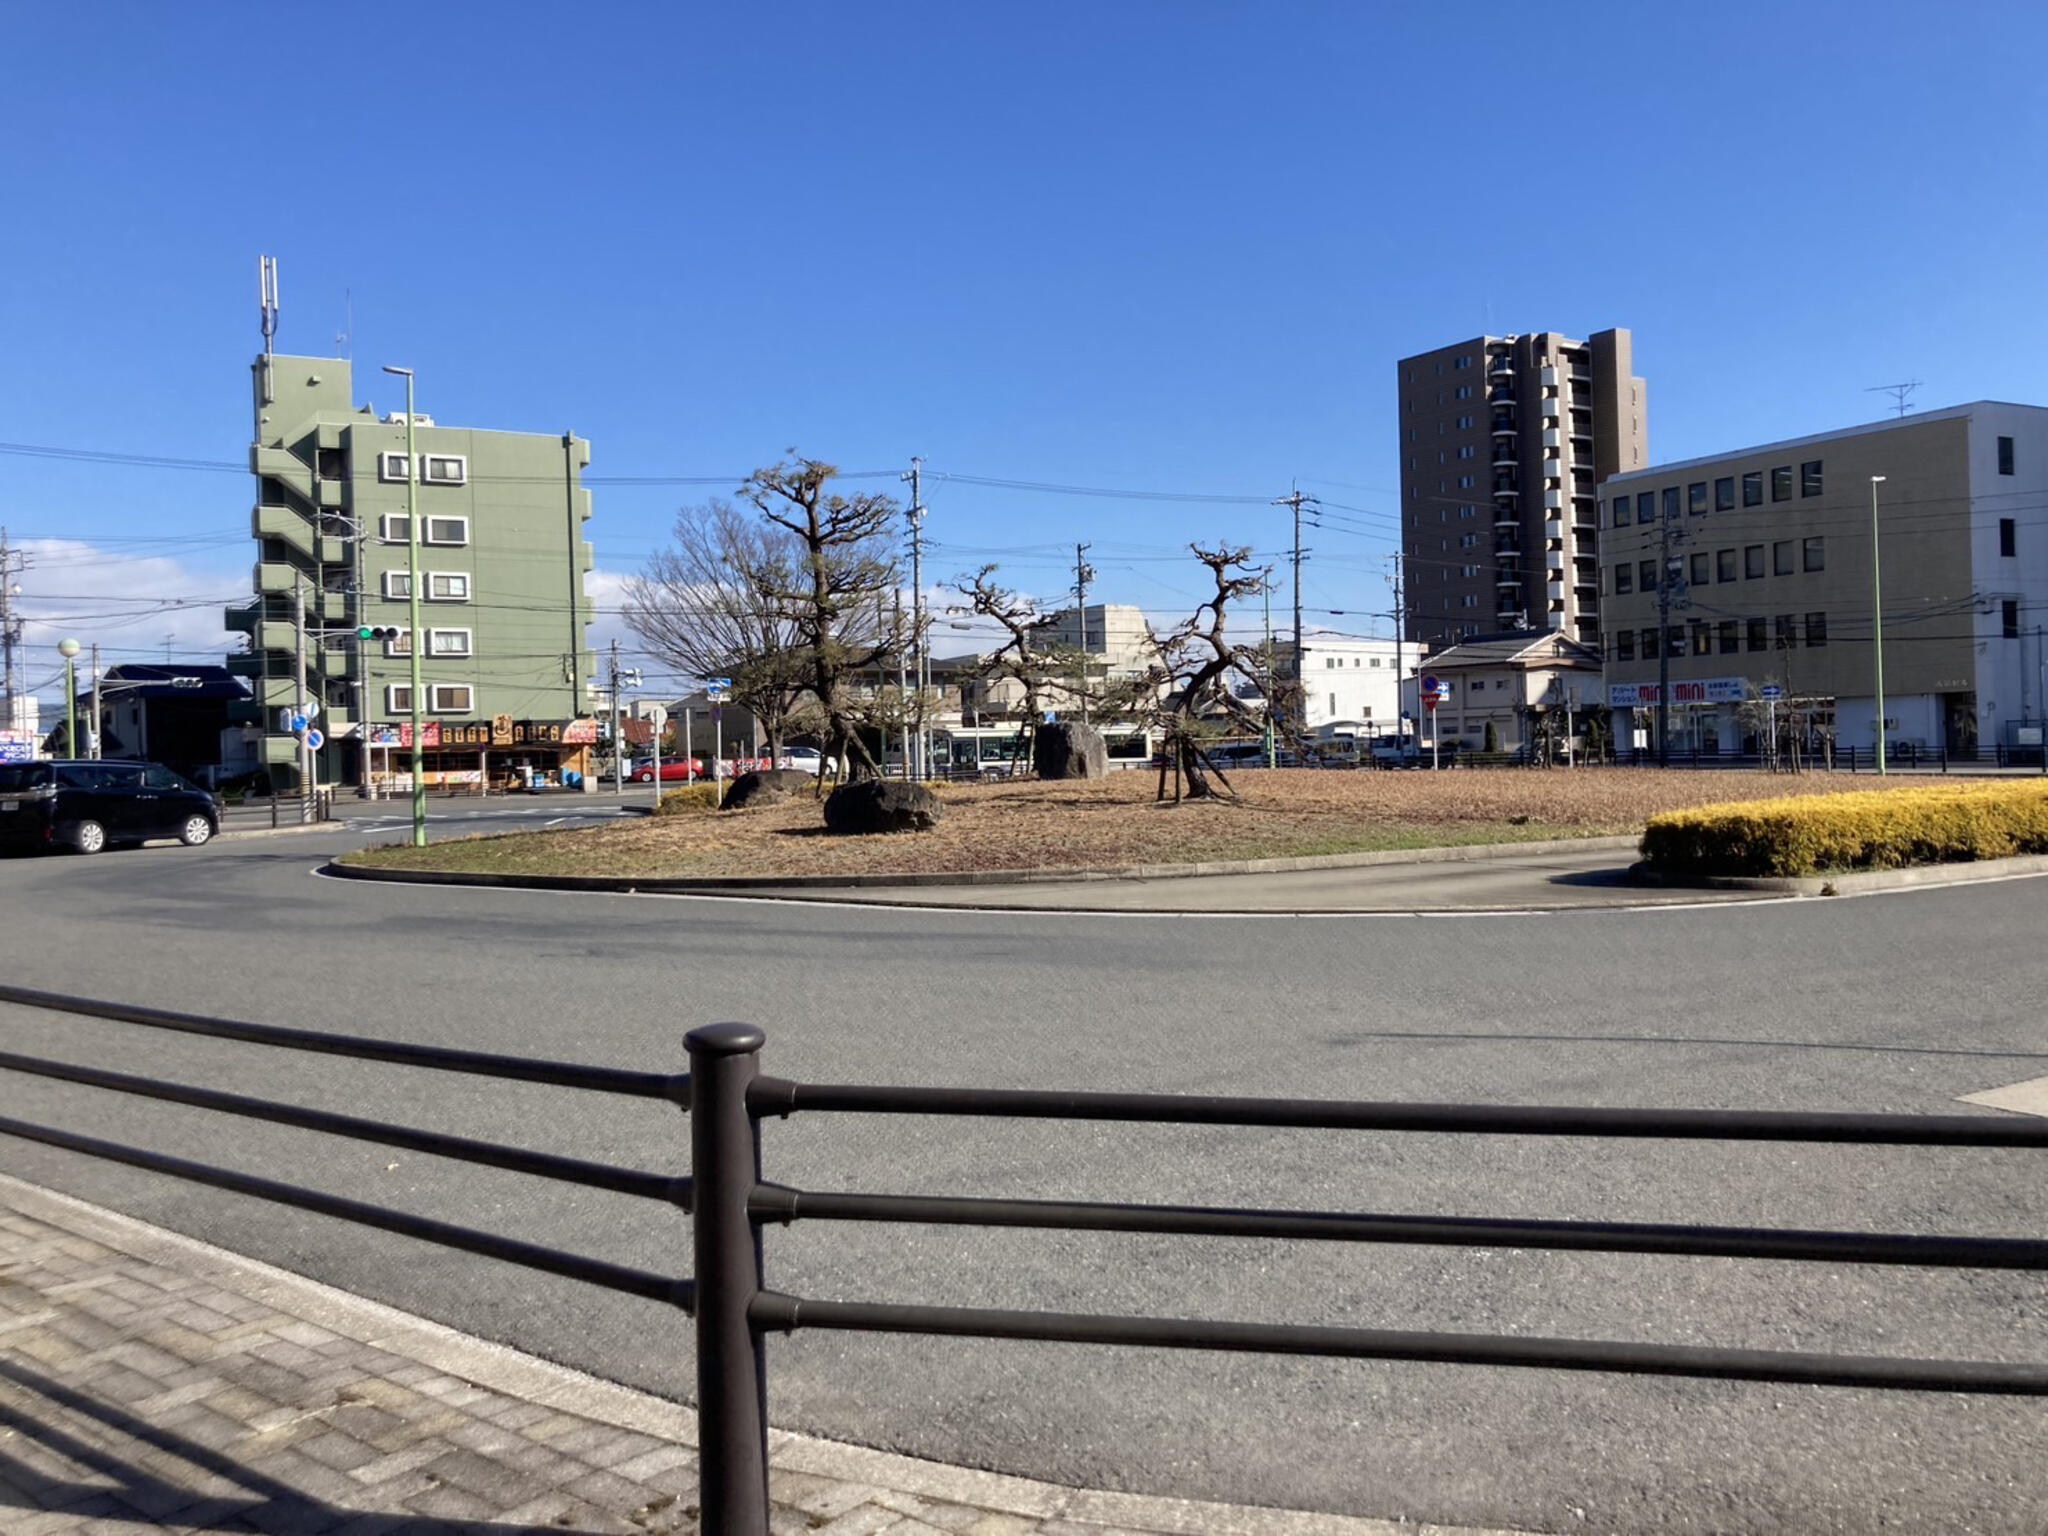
[336,287,351,358]
[1866,380,1921,418]
[259,256,280,358]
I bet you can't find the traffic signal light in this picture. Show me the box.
[622,669,643,688]
[167,676,203,689]
[357,625,403,643]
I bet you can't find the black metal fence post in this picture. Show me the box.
[688,1023,771,1536]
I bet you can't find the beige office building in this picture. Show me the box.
[1599,403,2048,758]
[1397,330,1647,651]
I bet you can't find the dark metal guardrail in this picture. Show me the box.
[1,990,2046,1535]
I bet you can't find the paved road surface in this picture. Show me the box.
[0,823,2044,1534]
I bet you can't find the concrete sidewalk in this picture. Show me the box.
[0,1175,1533,1535]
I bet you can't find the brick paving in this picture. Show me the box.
[0,1175,1528,1535]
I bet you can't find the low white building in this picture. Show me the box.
[1281,632,1416,735]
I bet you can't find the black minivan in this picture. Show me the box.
[0,760,222,854]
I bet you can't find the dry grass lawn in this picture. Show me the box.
[342,768,1956,881]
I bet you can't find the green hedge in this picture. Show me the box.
[1641,781,2048,878]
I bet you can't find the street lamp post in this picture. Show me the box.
[1870,474,1888,776]
[57,638,79,758]
[382,365,428,846]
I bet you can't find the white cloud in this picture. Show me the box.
[12,539,245,700]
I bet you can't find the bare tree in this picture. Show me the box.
[1129,546,1284,801]
[623,502,817,759]
[949,565,1084,768]
[742,456,901,780]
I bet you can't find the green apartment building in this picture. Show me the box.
[226,352,597,791]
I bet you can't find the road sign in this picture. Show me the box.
[709,676,732,688]
[1423,694,1439,712]
[1759,685,1784,700]
[1421,673,1440,694]
[289,712,308,733]
[304,728,325,751]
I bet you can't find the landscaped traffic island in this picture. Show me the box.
[1641,779,2048,878]
[338,769,1958,883]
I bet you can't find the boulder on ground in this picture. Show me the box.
[1034,721,1109,780]
[823,778,943,835]
[721,768,815,811]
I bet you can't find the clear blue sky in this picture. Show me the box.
[3,1,2044,680]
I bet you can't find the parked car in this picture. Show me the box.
[776,748,824,775]
[0,759,222,854]
[630,758,705,783]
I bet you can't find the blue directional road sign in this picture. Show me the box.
[290,713,309,733]
[304,729,325,751]
[1760,685,1784,700]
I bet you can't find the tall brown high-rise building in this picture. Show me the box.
[1397,330,1646,651]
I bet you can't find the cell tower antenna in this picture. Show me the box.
[259,255,280,358]
[336,287,351,357]
[1866,380,1921,418]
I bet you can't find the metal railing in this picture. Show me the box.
[0,988,2045,1535]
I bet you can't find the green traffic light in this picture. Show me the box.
[357,626,374,640]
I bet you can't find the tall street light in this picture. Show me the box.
[57,638,79,758]
[1870,474,1888,776]
[382,365,428,846]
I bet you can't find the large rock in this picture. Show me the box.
[1034,721,1109,780]
[721,768,815,810]
[824,778,943,835]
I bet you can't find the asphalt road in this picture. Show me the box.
[0,819,2044,1534]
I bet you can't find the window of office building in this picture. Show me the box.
[1688,482,1708,515]
[1663,486,1681,519]
[1805,612,1827,646]
[1774,540,1795,575]
[1457,414,1474,429]
[1616,630,1635,661]
[1745,544,1766,578]
[1742,470,1763,507]
[1999,435,2015,475]
[1718,620,1739,654]
[1641,628,1659,659]
[1715,476,1735,512]
[1637,491,1655,524]
[1800,460,1823,496]
[1803,536,1825,572]
[1458,445,1477,459]
[1691,620,1712,655]
[1667,627,1687,657]
[1639,559,1658,592]
[1776,614,1798,648]
[2004,598,2022,639]
[429,683,474,714]
[1747,617,1768,651]
[1455,384,1473,399]
[1613,495,1630,527]
[1771,466,1793,502]
[1717,548,1737,582]
[1458,474,1476,488]
[1690,552,1710,585]
[2001,517,2017,557]
[1614,565,1633,594]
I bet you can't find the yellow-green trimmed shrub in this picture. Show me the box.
[1641,780,2048,877]
[656,783,722,816]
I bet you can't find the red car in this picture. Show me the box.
[630,758,706,783]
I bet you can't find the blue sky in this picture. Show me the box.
[3,1,2044,687]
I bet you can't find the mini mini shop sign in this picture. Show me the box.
[1608,678,1749,708]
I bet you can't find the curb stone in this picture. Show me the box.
[326,833,1646,894]
[1632,850,2048,897]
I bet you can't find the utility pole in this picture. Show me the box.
[609,638,624,795]
[1388,553,1406,752]
[901,457,927,777]
[382,365,427,846]
[0,528,24,732]
[88,642,101,759]
[1273,486,1317,734]
[1262,568,1276,768]
[1655,497,1687,766]
[293,575,313,803]
[1074,542,1094,725]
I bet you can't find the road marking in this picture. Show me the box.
[1958,1074,2048,1118]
